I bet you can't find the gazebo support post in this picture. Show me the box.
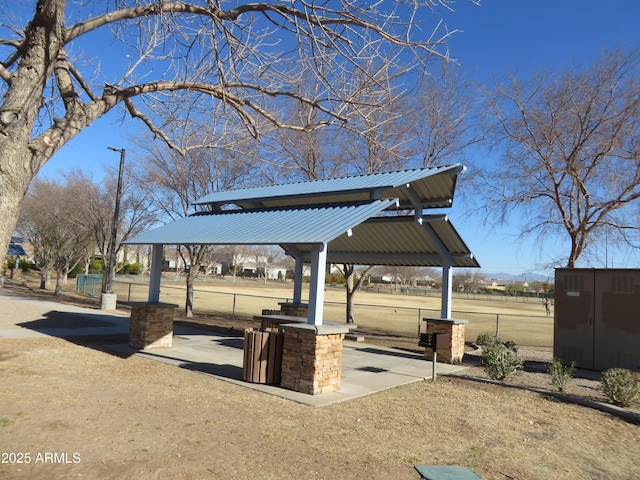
[307,243,327,326]
[421,257,466,364]
[440,257,453,319]
[148,244,163,303]
[278,254,309,317]
[293,255,304,304]
[128,243,177,349]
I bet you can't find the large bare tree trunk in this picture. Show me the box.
[0,0,65,259]
[0,174,30,263]
[54,267,64,295]
[39,269,50,289]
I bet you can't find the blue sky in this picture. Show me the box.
[37,0,640,278]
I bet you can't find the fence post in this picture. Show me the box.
[495,314,500,338]
[128,282,132,302]
[232,293,237,320]
[417,309,422,337]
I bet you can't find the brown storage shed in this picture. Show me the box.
[554,268,640,372]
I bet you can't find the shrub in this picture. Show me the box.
[600,368,640,407]
[476,332,500,347]
[68,263,84,279]
[503,340,518,354]
[129,263,143,275]
[325,273,345,285]
[88,259,103,274]
[121,263,143,275]
[18,258,31,272]
[547,358,576,392]
[480,337,523,381]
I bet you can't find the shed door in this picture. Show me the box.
[594,270,640,371]
[554,270,595,369]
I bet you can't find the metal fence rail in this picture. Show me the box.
[362,284,553,303]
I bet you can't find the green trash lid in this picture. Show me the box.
[415,465,482,480]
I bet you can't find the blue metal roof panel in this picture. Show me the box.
[124,200,398,246]
[193,164,464,209]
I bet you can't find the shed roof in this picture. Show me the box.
[194,164,464,210]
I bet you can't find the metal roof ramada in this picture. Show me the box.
[124,200,398,246]
[193,164,464,210]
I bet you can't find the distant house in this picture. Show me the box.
[235,255,288,280]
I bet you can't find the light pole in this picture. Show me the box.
[100,147,125,310]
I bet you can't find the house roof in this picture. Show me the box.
[194,164,464,210]
[7,244,26,256]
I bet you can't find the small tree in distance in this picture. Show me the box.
[18,178,93,294]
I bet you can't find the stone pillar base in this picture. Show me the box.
[423,318,467,364]
[129,303,177,350]
[280,324,348,395]
[278,302,309,317]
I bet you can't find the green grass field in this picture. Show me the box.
[96,275,554,347]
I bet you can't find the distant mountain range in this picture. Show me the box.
[484,272,552,283]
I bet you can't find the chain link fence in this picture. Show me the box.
[76,274,553,347]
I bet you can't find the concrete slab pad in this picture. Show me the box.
[0,291,468,407]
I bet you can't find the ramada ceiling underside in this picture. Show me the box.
[285,215,478,268]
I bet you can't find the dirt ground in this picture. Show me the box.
[1,278,639,480]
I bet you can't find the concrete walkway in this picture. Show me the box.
[0,290,467,407]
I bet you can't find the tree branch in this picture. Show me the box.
[124,97,186,156]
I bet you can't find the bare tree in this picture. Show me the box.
[216,245,248,282]
[18,178,93,293]
[478,48,640,268]
[0,0,461,265]
[64,168,157,291]
[246,245,285,284]
[453,269,486,292]
[411,66,482,167]
[266,63,480,323]
[135,142,254,316]
[260,99,342,183]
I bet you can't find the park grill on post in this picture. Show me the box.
[419,332,451,381]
